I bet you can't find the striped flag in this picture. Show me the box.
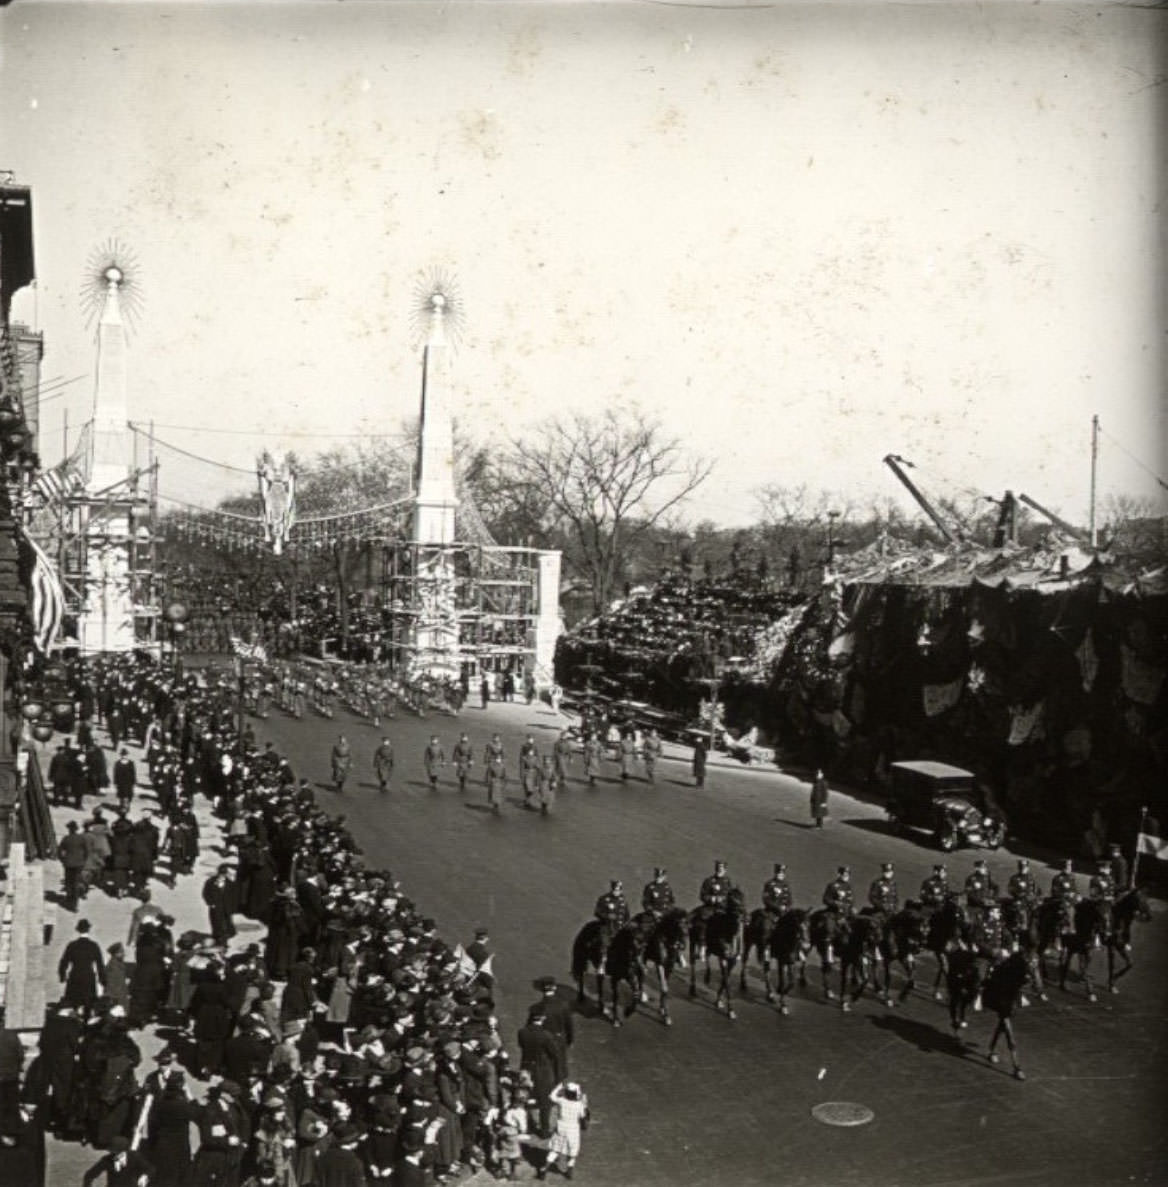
[26,532,65,653]
[30,453,83,508]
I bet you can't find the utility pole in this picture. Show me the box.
[1089,414,1099,550]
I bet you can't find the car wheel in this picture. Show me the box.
[938,830,957,852]
[986,822,1005,849]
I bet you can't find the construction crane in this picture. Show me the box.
[1017,492,1088,542]
[882,454,964,544]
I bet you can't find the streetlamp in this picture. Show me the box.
[164,602,189,676]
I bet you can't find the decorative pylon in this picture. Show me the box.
[412,290,459,545]
[89,263,133,491]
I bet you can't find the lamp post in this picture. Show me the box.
[164,602,189,677]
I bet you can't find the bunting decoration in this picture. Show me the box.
[1007,700,1046,746]
[25,528,66,653]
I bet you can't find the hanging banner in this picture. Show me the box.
[1076,628,1099,692]
[1008,700,1045,746]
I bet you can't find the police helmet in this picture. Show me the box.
[610,879,623,892]
[881,862,894,874]
[837,865,850,877]
[933,864,947,875]
[1017,859,1029,870]
[774,863,787,875]
[714,860,726,873]
[653,867,667,878]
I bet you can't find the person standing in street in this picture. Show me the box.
[692,737,708,788]
[58,820,88,911]
[58,918,105,1016]
[373,737,395,792]
[810,769,830,828]
[517,1008,565,1140]
[112,749,137,814]
[453,733,474,793]
[203,864,238,948]
[330,734,352,792]
[424,735,446,790]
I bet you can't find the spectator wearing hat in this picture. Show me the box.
[127,888,165,947]
[810,768,830,827]
[105,943,131,1016]
[109,813,135,900]
[202,865,238,948]
[130,916,173,1028]
[58,820,88,911]
[112,749,137,814]
[81,1135,154,1187]
[142,1068,201,1187]
[1108,842,1130,892]
[316,1121,366,1187]
[81,814,112,898]
[129,812,160,898]
[58,919,106,1016]
[528,978,574,1074]
[191,1081,246,1187]
[265,888,304,981]
[517,1009,564,1140]
[38,1002,83,1134]
[252,1095,298,1186]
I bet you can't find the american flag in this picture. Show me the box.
[26,531,65,653]
[30,454,83,508]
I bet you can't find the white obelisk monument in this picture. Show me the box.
[79,265,136,653]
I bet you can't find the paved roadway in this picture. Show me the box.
[258,697,1167,1187]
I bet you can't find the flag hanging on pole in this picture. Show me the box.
[1137,829,1167,859]
[26,530,65,654]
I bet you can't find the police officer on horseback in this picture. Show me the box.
[919,863,949,912]
[964,858,999,913]
[1050,858,1079,932]
[1089,859,1116,936]
[642,867,675,918]
[972,900,1006,959]
[868,861,898,919]
[762,863,793,918]
[1007,858,1040,910]
[698,860,733,922]
[595,880,630,952]
[823,865,854,916]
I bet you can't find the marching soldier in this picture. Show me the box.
[520,735,540,801]
[452,733,474,794]
[920,863,949,912]
[762,863,793,918]
[1107,842,1129,893]
[553,731,574,784]
[868,861,899,918]
[642,867,675,917]
[823,866,854,916]
[1050,859,1079,932]
[972,900,1006,959]
[964,858,999,912]
[1007,858,1040,910]
[423,735,446,790]
[485,744,506,814]
[618,731,637,782]
[594,880,630,953]
[373,737,395,793]
[536,755,557,815]
[582,733,604,787]
[484,733,505,778]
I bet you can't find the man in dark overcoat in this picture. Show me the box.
[517,1008,565,1139]
[202,865,238,947]
[58,919,105,1015]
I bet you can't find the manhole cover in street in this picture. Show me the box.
[811,1101,875,1127]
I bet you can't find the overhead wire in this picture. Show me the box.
[1098,423,1168,493]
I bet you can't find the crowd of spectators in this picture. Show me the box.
[1,652,584,1186]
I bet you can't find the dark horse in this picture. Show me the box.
[741,908,811,1014]
[689,888,746,1018]
[837,913,884,1012]
[808,908,849,1001]
[1103,887,1152,993]
[877,904,928,1006]
[1060,898,1111,1002]
[999,897,1048,1002]
[982,950,1031,1080]
[572,919,624,1018]
[635,909,689,1027]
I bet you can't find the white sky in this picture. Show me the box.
[2,0,1165,527]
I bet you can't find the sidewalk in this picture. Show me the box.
[37,722,261,1187]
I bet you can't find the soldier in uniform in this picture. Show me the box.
[373,737,395,793]
[581,734,604,787]
[972,900,1006,959]
[594,881,630,954]
[1007,859,1040,910]
[823,866,854,917]
[520,736,540,802]
[552,732,574,784]
[641,867,675,918]
[868,861,899,919]
[964,858,999,915]
[485,743,506,814]
[423,735,446,790]
[919,864,949,914]
[1050,859,1079,932]
[762,863,793,918]
[618,730,637,782]
[1088,858,1116,937]
[1107,842,1129,893]
[452,733,475,794]
[697,860,733,922]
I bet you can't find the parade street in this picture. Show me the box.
[256,699,1168,1187]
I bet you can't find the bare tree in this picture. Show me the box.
[509,408,712,613]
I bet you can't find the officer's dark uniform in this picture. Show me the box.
[1089,866,1116,935]
[823,873,854,916]
[972,906,1004,957]
[1108,849,1129,892]
[762,871,793,917]
[594,887,630,946]
[452,737,474,790]
[1050,867,1079,930]
[642,875,675,918]
[1007,866,1040,910]
[919,869,948,912]
[868,871,899,917]
[964,864,999,911]
[699,869,732,921]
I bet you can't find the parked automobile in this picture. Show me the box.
[886,760,1005,851]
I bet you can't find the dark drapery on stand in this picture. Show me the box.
[14,747,56,859]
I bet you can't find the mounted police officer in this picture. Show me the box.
[868,861,898,919]
[1007,858,1040,911]
[1050,858,1079,932]
[697,860,733,922]
[594,880,630,955]
[823,865,854,917]
[971,900,1006,959]
[964,858,999,915]
[762,863,793,918]
[919,863,949,913]
[1088,858,1116,937]
[642,867,675,918]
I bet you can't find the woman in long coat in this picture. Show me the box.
[265,890,304,981]
[130,924,172,1027]
[105,943,131,1015]
[144,1070,201,1187]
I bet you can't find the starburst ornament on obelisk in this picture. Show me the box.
[81,239,144,330]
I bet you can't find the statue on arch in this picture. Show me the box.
[258,450,297,556]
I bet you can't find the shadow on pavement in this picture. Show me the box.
[868,1011,973,1060]
[840,817,900,838]
[774,818,818,830]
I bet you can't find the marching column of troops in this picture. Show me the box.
[0,653,591,1187]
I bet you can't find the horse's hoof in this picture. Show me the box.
[727,1009,737,1021]
[933,991,944,1002]
[988,1051,1000,1064]
[765,992,776,1004]
[780,1004,790,1017]
[688,986,697,998]
[959,1020,968,1029]
[1088,993,1098,1003]
[663,1015,672,1027]
[1109,986,1119,995]
[1039,993,1049,1002]
[973,1001,983,1012]
[612,1017,621,1029]
[825,991,837,1001]
[883,998,894,1009]
[1019,995,1030,1008]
